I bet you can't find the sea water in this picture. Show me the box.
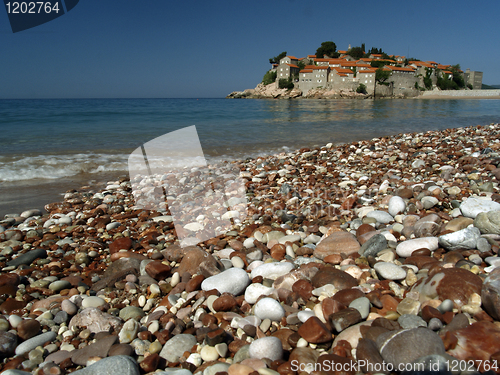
[0,98,499,214]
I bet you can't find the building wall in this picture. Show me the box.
[464,70,483,90]
[389,72,420,96]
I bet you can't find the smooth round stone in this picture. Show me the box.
[388,196,406,217]
[57,215,72,225]
[159,334,197,363]
[106,222,121,231]
[421,196,439,209]
[297,310,315,323]
[412,159,425,168]
[398,314,427,329]
[244,284,274,304]
[65,355,140,375]
[250,262,294,280]
[460,197,500,219]
[373,262,406,280]
[231,257,245,269]
[61,300,78,315]
[304,234,321,244]
[254,298,285,322]
[366,210,394,224]
[48,280,71,292]
[119,306,145,321]
[8,314,22,328]
[396,237,439,257]
[428,318,443,331]
[200,345,219,361]
[376,328,445,368]
[474,211,500,234]
[275,233,298,245]
[15,331,56,355]
[348,297,370,319]
[481,268,500,320]
[81,296,106,308]
[215,343,228,358]
[54,311,69,324]
[249,337,283,361]
[438,227,481,251]
[243,238,256,249]
[477,238,492,253]
[118,319,139,344]
[201,268,250,295]
[262,231,285,244]
[0,331,17,357]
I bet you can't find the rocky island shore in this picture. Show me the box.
[226,83,372,100]
[1,124,500,374]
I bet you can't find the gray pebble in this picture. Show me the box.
[15,331,56,356]
[427,318,443,331]
[349,297,371,319]
[437,299,454,313]
[398,314,427,329]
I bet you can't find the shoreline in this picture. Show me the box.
[1,123,500,373]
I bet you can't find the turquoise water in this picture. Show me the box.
[0,98,499,214]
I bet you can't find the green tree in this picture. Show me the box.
[423,68,433,90]
[450,65,465,88]
[356,84,367,94]
[347,46,364,60]
[262,70,277,85]
[297,61,306,70]
[316,41,339,58]
[278,77,294,90]
[269,51,287,64]
[375,68,391,84]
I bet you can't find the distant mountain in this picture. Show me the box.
[482,84,500,89]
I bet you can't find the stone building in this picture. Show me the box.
[464,69,483,89]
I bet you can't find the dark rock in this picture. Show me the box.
[91,257,141,291]
[329,308,362,332]
[297,317,332,344]
[0,331,17,357]
[7,248,47,267]
[481,267,500,320]
[356,338,388,374]
[311,267,358,290]
[71,334,117,365]
[358,234,387,257]
[376,327,446,368]
[176,247,223,278]
[17,319,41,340]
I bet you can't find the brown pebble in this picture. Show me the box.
[297,316,333,343]
[17,318,41,340]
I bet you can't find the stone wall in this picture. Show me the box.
[420,89,500,98]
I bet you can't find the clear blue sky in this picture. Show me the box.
[1,0,499,98]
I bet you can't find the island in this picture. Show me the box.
[227,42,486,99]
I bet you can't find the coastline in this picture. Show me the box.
[1,123,500,373]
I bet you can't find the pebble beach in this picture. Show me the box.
[2,123,500,375]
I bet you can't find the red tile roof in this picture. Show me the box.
[286,64,299,68]
[286,56,298,60]
[358,68,377,74]
[300,69,313,73]
[386,66,416,72]
[332,68,354,74]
